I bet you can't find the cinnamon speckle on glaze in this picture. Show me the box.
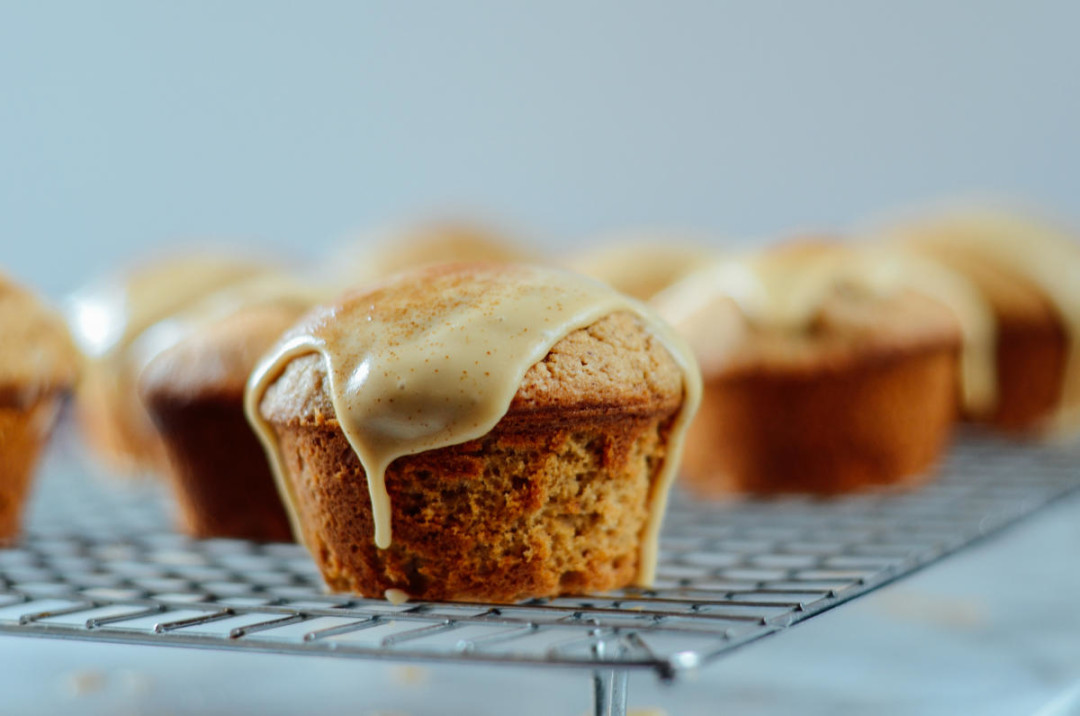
[246,262,700,600]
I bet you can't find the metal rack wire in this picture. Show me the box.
[1,436,1078,715]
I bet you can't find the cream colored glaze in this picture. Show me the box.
[384,588,410,605]
[245,263,702,587]
[892,211,1080,435]
[651,243,998,413]
[130,272,324,372]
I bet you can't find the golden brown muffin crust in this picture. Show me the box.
[709,289,963,377]
[682,343,959,495]
[139,303,308,402]
[658,244,964,495]
[274,410,675,601]
[0,399,63,540]
[0,275,78,406]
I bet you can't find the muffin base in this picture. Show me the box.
[681,346,959,495]
[0,396,62,541]
[268,412,676,603]
[146,393,293,542]
[982,312,1068,434]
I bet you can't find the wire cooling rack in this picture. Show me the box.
[1,436,1078,695]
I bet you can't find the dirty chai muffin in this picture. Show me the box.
[329,219,541,290]
[246,263,700,603]
[67,253,268,474]
[0,272,79,540]
[570,238,719,301]
[890,210,1080,437]
[138,276,319,541]
[654,242,988,496]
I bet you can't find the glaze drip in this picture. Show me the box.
[895,211,1080,435]
[245,263,701,586]
[651,243,998,413]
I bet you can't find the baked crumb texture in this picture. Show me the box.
[259,312,684,602]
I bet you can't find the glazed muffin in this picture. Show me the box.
[138,276,319,541]
[889,210,1080,437]
[67,253,268,474]
[0,272,79,540]
[653,242,990,496]
[246,263,700,603]
[570,238,718,301]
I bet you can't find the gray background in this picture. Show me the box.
[3,3,1080,712]
[3,1,1078,297]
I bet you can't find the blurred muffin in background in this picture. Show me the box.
[327,219,541,291]
[67,252,269,475]
[0,271,79,540]
[886,209,1080,439]
[569,237,719,300]
[139,274,321,541]
[654,240,993,496]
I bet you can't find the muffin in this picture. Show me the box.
[890,210,1080,437]
[570,238,719,301]
[0,272,79,540]
[653,241,988,495]
[329,220,541,289]
[67,253,268,474]
[138,275,320,540]
[245,263,701,603]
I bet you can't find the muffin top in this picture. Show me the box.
[138,274,322,403]
[328,220,540,290]
[0,272,79,406]
[887,210,1080,433]
[246,262,701,583]
[570,239,719,301]
[66,252,276,470]
[67,253,269,363]
[653,241,995,412]
[259,310,684,426]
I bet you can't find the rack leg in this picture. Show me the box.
[592,669,629,716]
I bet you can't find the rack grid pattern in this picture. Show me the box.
[1,437,1077,681]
